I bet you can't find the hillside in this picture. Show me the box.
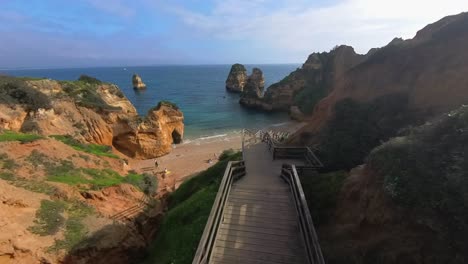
[0,75,184,159]
[0,131,161,263]
[314,105,468,263]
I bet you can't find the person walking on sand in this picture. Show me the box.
[154,159,159,168]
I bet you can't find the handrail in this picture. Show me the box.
[192,160,246,264]
[263,132,323,168]
[281,164,325,264]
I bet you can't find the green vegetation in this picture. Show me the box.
[0,76,52,111]
[368,106,468,251]
[25,149,155,191]
[319,93,414,171]
[29,199,95,252]
[142,151,242,264]
[50,201,94,252]
[11,180,58,195]
[78,75,103,85]
[156,100,179,111]
[0,130,43,143]
[300,171,346,226]
[125,173,158,196]
[29,200,66,236]
[50,135,119,158]
[60,79,122,111]
[0,152,19,170]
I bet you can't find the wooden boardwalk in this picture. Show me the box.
[210,143,307,263]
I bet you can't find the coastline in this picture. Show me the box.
[130,120,307,193]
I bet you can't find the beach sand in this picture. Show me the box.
[130,121,306,194]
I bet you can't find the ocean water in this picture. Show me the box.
[2,65,299,139]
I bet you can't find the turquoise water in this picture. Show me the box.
[2,65,299,139]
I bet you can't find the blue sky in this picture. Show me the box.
[0,0,467,68]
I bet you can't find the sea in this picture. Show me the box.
[2,65,300,139]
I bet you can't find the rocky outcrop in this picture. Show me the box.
[299,12,468,136]
[239,68,265,106]
[226,64,248,92]
[132,74,146,89]
[240,45,365,112]
[0,76,184,159]
[112,102,184,159]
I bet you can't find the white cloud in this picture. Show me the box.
[170,0,468,60]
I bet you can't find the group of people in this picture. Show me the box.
[154,159,170,177]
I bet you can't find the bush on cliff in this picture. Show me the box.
[142,151,242,264]
[78,75,103,85]
[319,93,414,171]
[0,77,52,111]
[368,106,468,252]
[61,80,121,111]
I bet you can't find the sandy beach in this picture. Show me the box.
[130,121,306,193]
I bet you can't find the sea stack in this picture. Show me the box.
[239,68,265,105]
[132,74,146,89]
[226,63,247,92]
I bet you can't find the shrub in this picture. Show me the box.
[0,77,52,111]
[300,171,346,226]
[156,100,179,110]
[77,75,102,85]
[368,106,468,252]
[124,173,158,196]
[318,93,414,171]
[60,81,121,111]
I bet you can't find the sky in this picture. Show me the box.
[0,0,467,68]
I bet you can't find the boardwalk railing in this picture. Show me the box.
[281,164,325,264]
[263,132,323,168]
[192,160,246,264]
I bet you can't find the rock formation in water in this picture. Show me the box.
[239,68,265,106]
[225,63,248,92]
[0,76,183,159]
[239,45,365,114]
[113,102,184,159]
[132,74,146,89]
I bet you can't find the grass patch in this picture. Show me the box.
[29,199,66,236]
[300,171,347,226]
[51,135,119,158]
[11,180,58,195]
[0,130,43,143]
[124,173,158,196]
[0,152,19,170]
[0,172,15,180]
[50,200,94,252]
[142,151,241,264]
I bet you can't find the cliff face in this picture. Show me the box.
[0,76,184,159]
[302,12,468,134]
[239,68,265,106]
[113,103,184,159]
[226,64,248,92]
[239,45,365,115]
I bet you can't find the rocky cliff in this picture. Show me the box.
[132,74,146,89]
[225,63,248,92]
[239,45,365,115]
[298,12,468,135]
[0,76,183,159]
[239,68,265,106]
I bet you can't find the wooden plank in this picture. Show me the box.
[221,218,296,232]
[219,223,298,237]
[222,207,297,221]
[225,204,296,215]
[212,247,302,264]
[214,240,303,257]
[223,214,297,226]
[217,228,296,242]
[215,235,302,250]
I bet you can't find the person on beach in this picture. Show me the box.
[154,159,159,168]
